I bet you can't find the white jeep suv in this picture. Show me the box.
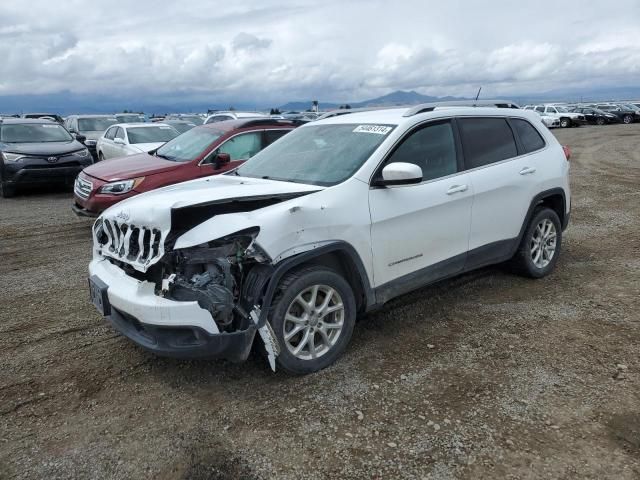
[523,104,586,128]
[88,104,571,374]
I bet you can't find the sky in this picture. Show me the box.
[1,0,639,108]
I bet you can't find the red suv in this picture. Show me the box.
[72,119,298,216]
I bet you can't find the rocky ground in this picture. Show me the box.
[0,124,638,479]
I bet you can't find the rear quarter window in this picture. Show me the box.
[511,118,546,153]
[458,117,518,169]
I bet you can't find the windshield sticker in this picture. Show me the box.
[41,124,58,128]
[353,125,392,135]
[159,126,172,129]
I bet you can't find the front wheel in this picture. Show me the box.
[623,115,633,124]
[0,181,15,198]
[98,151,105,161]
[596,117,606,126]
[511,208,562,278]
[560,117,571,128]
[269,266,356,375]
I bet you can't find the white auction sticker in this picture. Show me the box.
[353,125,392,135]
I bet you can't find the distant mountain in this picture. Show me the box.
[279,90,468,111]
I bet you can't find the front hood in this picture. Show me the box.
[0,140,85,156]
[97,175,323,271]
[83,153,182,181]
[130,142,165,153]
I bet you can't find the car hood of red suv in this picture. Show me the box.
[83,153,182,182]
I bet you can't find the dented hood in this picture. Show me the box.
[101,174,322,234]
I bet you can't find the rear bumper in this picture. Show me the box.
[88,258,256,361]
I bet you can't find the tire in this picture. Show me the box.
[0,181,15,198]
[560,117,570,128]
[511,208,562,278]
[269,266,356,375]
[98,151,105,161]
[596,117,606,126]
[623,115,633,124]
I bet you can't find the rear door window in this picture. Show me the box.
[458,118,518,169]
[263,129,290,147]
[511,118,546,154]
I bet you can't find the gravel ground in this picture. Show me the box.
[0,124,638,479]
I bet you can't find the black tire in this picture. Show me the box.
[596,117,606,126]
[0,181,15,198]
[560,117,570,128]
[269,266,356,375]
[98,151,105,161]
[511,208,562,278]
[623,115,633,124]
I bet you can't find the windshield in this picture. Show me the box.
[177,115,203,125]
[169,122,196,133]
[127,126,179,144]
[155,127,222,162]
[78,118,118,132]
[0,123,73,143]
[116,114,145,123]
[235,124,395,186]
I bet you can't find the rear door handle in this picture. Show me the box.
[446,184,468,195]
[519,167,536,175]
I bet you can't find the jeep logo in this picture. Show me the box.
[116,211,130,222]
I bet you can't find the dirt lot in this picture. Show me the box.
[0,124,638,479]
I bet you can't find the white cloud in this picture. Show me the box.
[0,0,638,103]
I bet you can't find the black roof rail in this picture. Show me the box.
[402,100,521,117]
[237,118,306,129]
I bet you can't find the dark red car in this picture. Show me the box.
[72,119,298,216]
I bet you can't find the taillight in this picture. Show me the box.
[562,145,572,161]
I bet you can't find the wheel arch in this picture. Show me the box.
[256,242,374,327]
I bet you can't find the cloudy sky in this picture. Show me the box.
[1,0,639,106]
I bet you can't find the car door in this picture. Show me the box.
[458,116,543,267]
[100,127,117,158]
[112,127,127,158]
[369,119,473,290]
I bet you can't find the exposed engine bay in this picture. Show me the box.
[160,228,271,333]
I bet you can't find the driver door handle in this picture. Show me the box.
[519,167,536,175]
[446,184,468,195]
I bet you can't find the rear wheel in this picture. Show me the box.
[269,266,356,375]
[596,117,606,126]
[511,208,562,278]
[560,117,570,128]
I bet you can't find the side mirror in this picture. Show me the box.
[213,152,231,169]
[75,134,87,143]
[114,138,126,145]
[375,162,423,186]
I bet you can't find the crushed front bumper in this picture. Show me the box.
[88,258,257,361]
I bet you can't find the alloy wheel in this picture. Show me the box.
[530,219,557,269]
[283,284,345,360]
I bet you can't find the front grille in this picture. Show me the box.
[96,218,164,269]
[74,176,93,199]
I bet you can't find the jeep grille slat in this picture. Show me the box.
[95,218,165,271]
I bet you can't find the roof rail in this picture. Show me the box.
[402,100,520,117]
[237,118,306,128]
[316,106,405,121]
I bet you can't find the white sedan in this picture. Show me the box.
[96,123,180,161]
